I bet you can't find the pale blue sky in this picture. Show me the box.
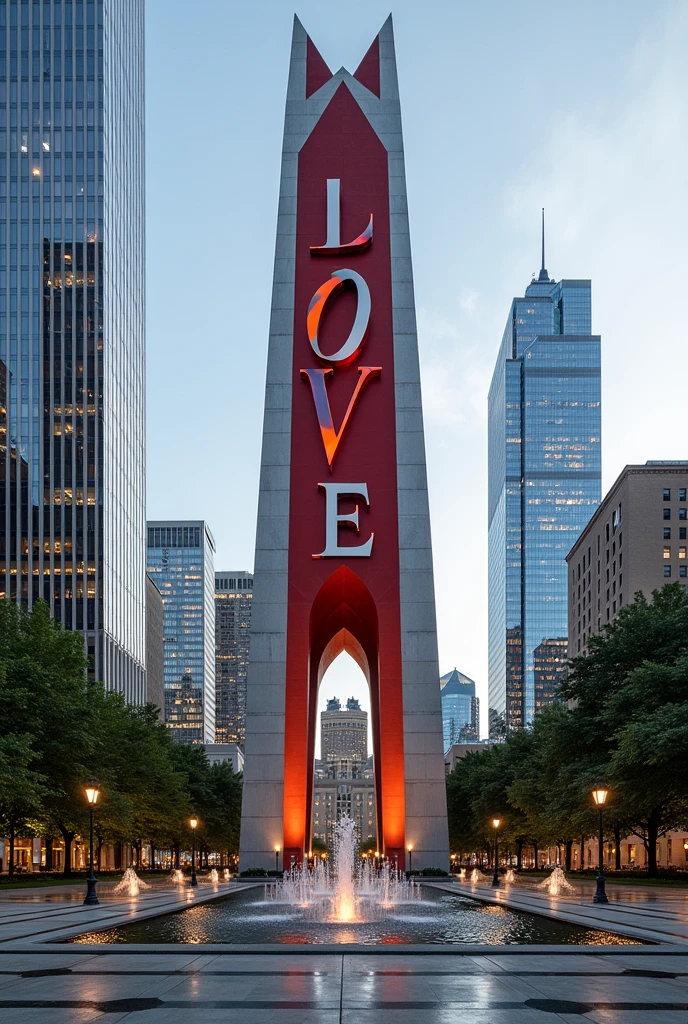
[145,1,688,737]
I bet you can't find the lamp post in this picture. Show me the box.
[274,845,280,873]
[83,780,100,906]
[407,844,413,875]
[491,818,501,887]
[375,849,380,872]
[591,786,609,904]
[189,817,198,887]
[451,853,457,873]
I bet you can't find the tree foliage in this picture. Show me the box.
[447,584,688,875]
[0,601,242,874]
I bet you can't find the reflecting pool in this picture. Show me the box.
[70,885,640,946]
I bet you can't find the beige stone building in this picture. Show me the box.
[566,462,688,658]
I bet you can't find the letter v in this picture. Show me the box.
[300,366,381,470]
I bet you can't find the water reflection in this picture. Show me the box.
[70,886,640,946]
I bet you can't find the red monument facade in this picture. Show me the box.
[240,17,449,871]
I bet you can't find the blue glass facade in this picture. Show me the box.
[147,522,216,745]
[439,668,478,751]
[0,1,146,700]
[488,271,601,735]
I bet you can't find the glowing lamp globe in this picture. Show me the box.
[591,786,609,807]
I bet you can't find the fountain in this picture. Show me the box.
[209,868,219,884]
[170,868,184,885]
[458,867,466,879]
[537,865,576,895]
[270,816,418,923]
[470,867,490,884]
[112,867,150,897]
[223,868,231,881]
[505,868,517,884]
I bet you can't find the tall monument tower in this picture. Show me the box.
[240,17,449,871]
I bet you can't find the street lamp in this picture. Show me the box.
[491,818,501,887]
[450,853,457,873]
[407,843,413,874]
[591,786,609,904]
[189,816,198,887]
[274,845,280,873]
[83,780,100,906]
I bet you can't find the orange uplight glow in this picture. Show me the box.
[306,275,341,346]
[300,366,381,469]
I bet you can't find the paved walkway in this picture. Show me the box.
[443,877,688,945]
[0,878,686,1021]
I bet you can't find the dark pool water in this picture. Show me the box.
[70,885,640,946]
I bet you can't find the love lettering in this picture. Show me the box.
[303,179,379,560]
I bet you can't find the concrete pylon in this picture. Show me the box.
[239,16,449,873]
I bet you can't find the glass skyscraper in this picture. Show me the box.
[147,521,216,744]
[214,570,252,748]
[487,239,601,736]
[439,668,479,751]
[0,1,146,700]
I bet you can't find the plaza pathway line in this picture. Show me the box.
[439,878,688,944]
[0,947,686,1022]
[0,881,259,944]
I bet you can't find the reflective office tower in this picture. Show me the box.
[439,668,479,751]
[0,1,146,699]
[214,571,253,747]
[147,522,216,744]
[487,224,601,736]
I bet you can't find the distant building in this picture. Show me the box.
[147,522,216,744]
[214,572,253,747]
[488,220,601,736]
[145,575,165,720]
[444,741,496,774]
[312,756,376,848]
[313,697,375,847]
[533,638,568,711]
[320,696,368,764]
[204,743,244,775]
[439,669,479,751]
[567,462,688,657]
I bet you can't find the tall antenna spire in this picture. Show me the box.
[537,207,551,282]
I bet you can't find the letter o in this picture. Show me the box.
[306,268,371,366]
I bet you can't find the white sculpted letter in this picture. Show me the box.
[312,483,374,559]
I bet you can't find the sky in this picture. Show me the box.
[145,0,688,739]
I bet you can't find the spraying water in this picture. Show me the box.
[170,869,184,885]
[112,867,150,897]
[470,868,490,884]
[537,866,576,895]
[209,868,219,884]
[271,815,418,923]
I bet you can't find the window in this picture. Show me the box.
[680,488,686,501]
[664,509,671,520]
[680,547,687,560]
[664,566,672,578]
[663,488,671,501]
[663,547,671,559]
[680,509,687,520]
[664,527,672,540]
[681,528,687,540]
[681,567,687,578]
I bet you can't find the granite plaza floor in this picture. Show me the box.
[0,877,686,1023]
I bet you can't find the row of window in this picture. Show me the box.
[663,547,687,559]
[662,488,687,501]
[664,528,687,540]
[664,566,687,578]
[663,508,687,520]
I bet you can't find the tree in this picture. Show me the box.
[0,734,47,876]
